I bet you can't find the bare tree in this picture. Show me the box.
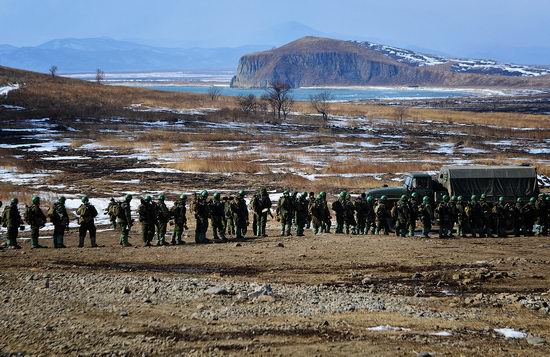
[236,94,258,115]
[310,91,333,120]
[49,65,58,79]
[264,81,293,121]
[207,86,223,101]
[95,69,105,84]
[394,106,407,125]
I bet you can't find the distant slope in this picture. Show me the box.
[0,38,268,73]
[231,37,550,88]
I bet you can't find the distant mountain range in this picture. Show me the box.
[0,37,269,73]
[231,37,550,88]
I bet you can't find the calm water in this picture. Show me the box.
[147,85,483,101]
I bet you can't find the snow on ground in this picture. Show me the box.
[0,104,25,110]
[367,325,411,332]
[0,167,52,185]
[117,168,183,174]
[494,328,526,339]
[0,83,20,96]
[43,156,92,161]
[431,331,453,337]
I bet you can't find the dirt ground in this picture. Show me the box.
[1,221,550,356]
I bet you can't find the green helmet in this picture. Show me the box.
[319,192,326,199]
[32,195,40,204]
[423,196,430,203]
[471,195,478,202]
[400,194,407,201]
[443,195,450,203]
[411,192,418,199]
[125,194,133,202]
[457,196,463,202]
[158,194,165,201]
[538,193,544,199]
[517,197,523,203]
[480,194,487,200]
[214,192,221,200]
[58,196,66,204]
[339,191,347,199]
[11,197,18,205]
[451,196,457,202]
[380,195,388,202]
[180,193,187,200]
[261,188,268,195]
[283,190,289,196]
[145,195,152,202]
[366,195,373,202]
[301,192,308,198]
[529,197,536,204]
[546,196,550,202]
[200,190,208,198]
[239,190,245,198]
[499,196,505,203]
[81,195,89,203]
[345,192,351,199]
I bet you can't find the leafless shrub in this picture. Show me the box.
[236,94,258,115]
[310,91,333,120]
[264,81,293,121]
[207,86,223,101]
[96,69,105,84]
[49,65,58,79]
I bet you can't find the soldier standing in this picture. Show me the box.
[210,192,227,242]
[535,194,548,236]
[523,197,536,236]
[354,193,368,235]
[76,196,98,248]
[231,190,249,239]
[374,196,390,235]
[455,196,470,237]
[250,193,260,237]
[332,192,346,234]
[224,196,235,237]
[469,195,484,238]
[49,196,69,248]
[107,198,118,229]
[119,194,133,247]
[257,188,272,237]
[407,192,419,237]
[276,191,293,236]
[306,192,315,229]
[295,192,309,237]
[435,195,452,238]
[2,198,24,249]
[419,196,433,238]
[343,193,357,235]
[309,192,330,234]
[26,196,47,249]
[170,194,187,245]
[155,194,171,246]
[139,196,155,246]
[449,196,458,237]
[365,195,376,235]
[393,195,410,237]
[493,197,508,238]
[194,190,211,244]
[479,194,494,237]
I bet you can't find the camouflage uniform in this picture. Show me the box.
[374,199,390,235]
[392,197,410,238]
[76,199,98,247]
[511,200,525,237]
[26,200,47,248]
[522,199,536,237]
[2,200,23,248]
[250,194,260,237]
[407,195,419,237]
[210,195,227,241]
[535,194,548,236]
[49,199,69,248]
[118,197,133,246]
[138,198,155,246]
[365,197,376,235]
[294,193,309,236]
[155,197,171,246]
[231,193,248,239]
[309,194,331,235]
[331,196,345,234]
[435,199,452,238]
[194,193,210,244]
[107,198,117,229]
[354,194,368,235]
[419,198,432,238]
[469,198,484,238]
[170,197,187,245]
[257,190,272,237]
[455,199,470,237]
[276,192,293,236]
[480,198,494,237]
[224,197,235,237]
[343,194,357,235]
[492,199,508,237]
[306,192,315,229]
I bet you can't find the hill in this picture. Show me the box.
[230,37,550,88]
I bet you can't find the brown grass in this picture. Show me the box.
[322,160,439,174]
[166,155,266,174]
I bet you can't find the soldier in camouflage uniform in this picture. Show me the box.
[354,193,368,235]
[449,196,458,237]
[331,192,346,234]
[469,195,484,238]
[522,197,536,237]
[210,192,227,242]
[250,193,260,237]
[26,196,47,249]
[492,197,508,238]
[392,195,410,237]
[435,195,452,238]
[257,188,272,237]
[343,193,357,235]
[306,192,315,229]
[194,190,211,244]
[118,194,133,247]
[231,191,249,239]
[107,198,117,229]
[407,192,420,237]
[374,196,390,235]
[479,194,494,237]
[365,195,376,235]
[155,194,171,246]
[224,196,235,237]
[419,196,432,238]
[49,196,69,248]
[511,198,525,237]
[455,196,470,237]
[2,198,24,249]
[76,196,98,248]
[294,192,309,237]
[309,192,331,234]
[170,194,188,245]
[535,193,548,236]
[276,191,293,236]
[139,196,155,247]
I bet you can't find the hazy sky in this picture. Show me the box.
[1,0,549,62]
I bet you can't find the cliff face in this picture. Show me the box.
[231,37,550,88]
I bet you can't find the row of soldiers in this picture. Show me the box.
[1,191,549,249]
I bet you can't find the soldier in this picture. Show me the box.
[76,196,98,248]
[224,196,235,237]
[522,197,536,237]
[257,188,272,237]
[511,198,525,237]
[290,192,299,232]
[2,198,24,249]
[435,195,452,238]
[25,196,47,249]
[419,196,433,238]
[331,192,346,234]
[250,193,260,237]
[194,190,211,244]
[455,196,470,237]
[309,192,331,235]
[155,194,171,246]
[295,192,309,236]
[365,195,376,235]
[231,190,249,240]
[343,193,357,235]
[276,191,293,236]
[479,194,494,238]
[492,197,508,238]
[374,195,390,235]
[354,193,368,235]
[106,198,118,229]
[449,196,458,237]
[49,196,69,248]
[170,194,187,245]
[306,192,315,229]
[392,195,410,237]
[119,194,133,247]
[535,193,548,236]
[210,192,227,242]
[138,196,155,247]
[407,192,420,237]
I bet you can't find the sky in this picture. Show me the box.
[1,0,549,64]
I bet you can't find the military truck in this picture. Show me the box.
[367,166,540,203]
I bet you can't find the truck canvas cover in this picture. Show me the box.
[438,166,539,199]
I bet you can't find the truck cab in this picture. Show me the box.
[367,172,438,202]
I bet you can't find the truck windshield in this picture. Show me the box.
[414,177,430,189]
[404,176,413,188]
